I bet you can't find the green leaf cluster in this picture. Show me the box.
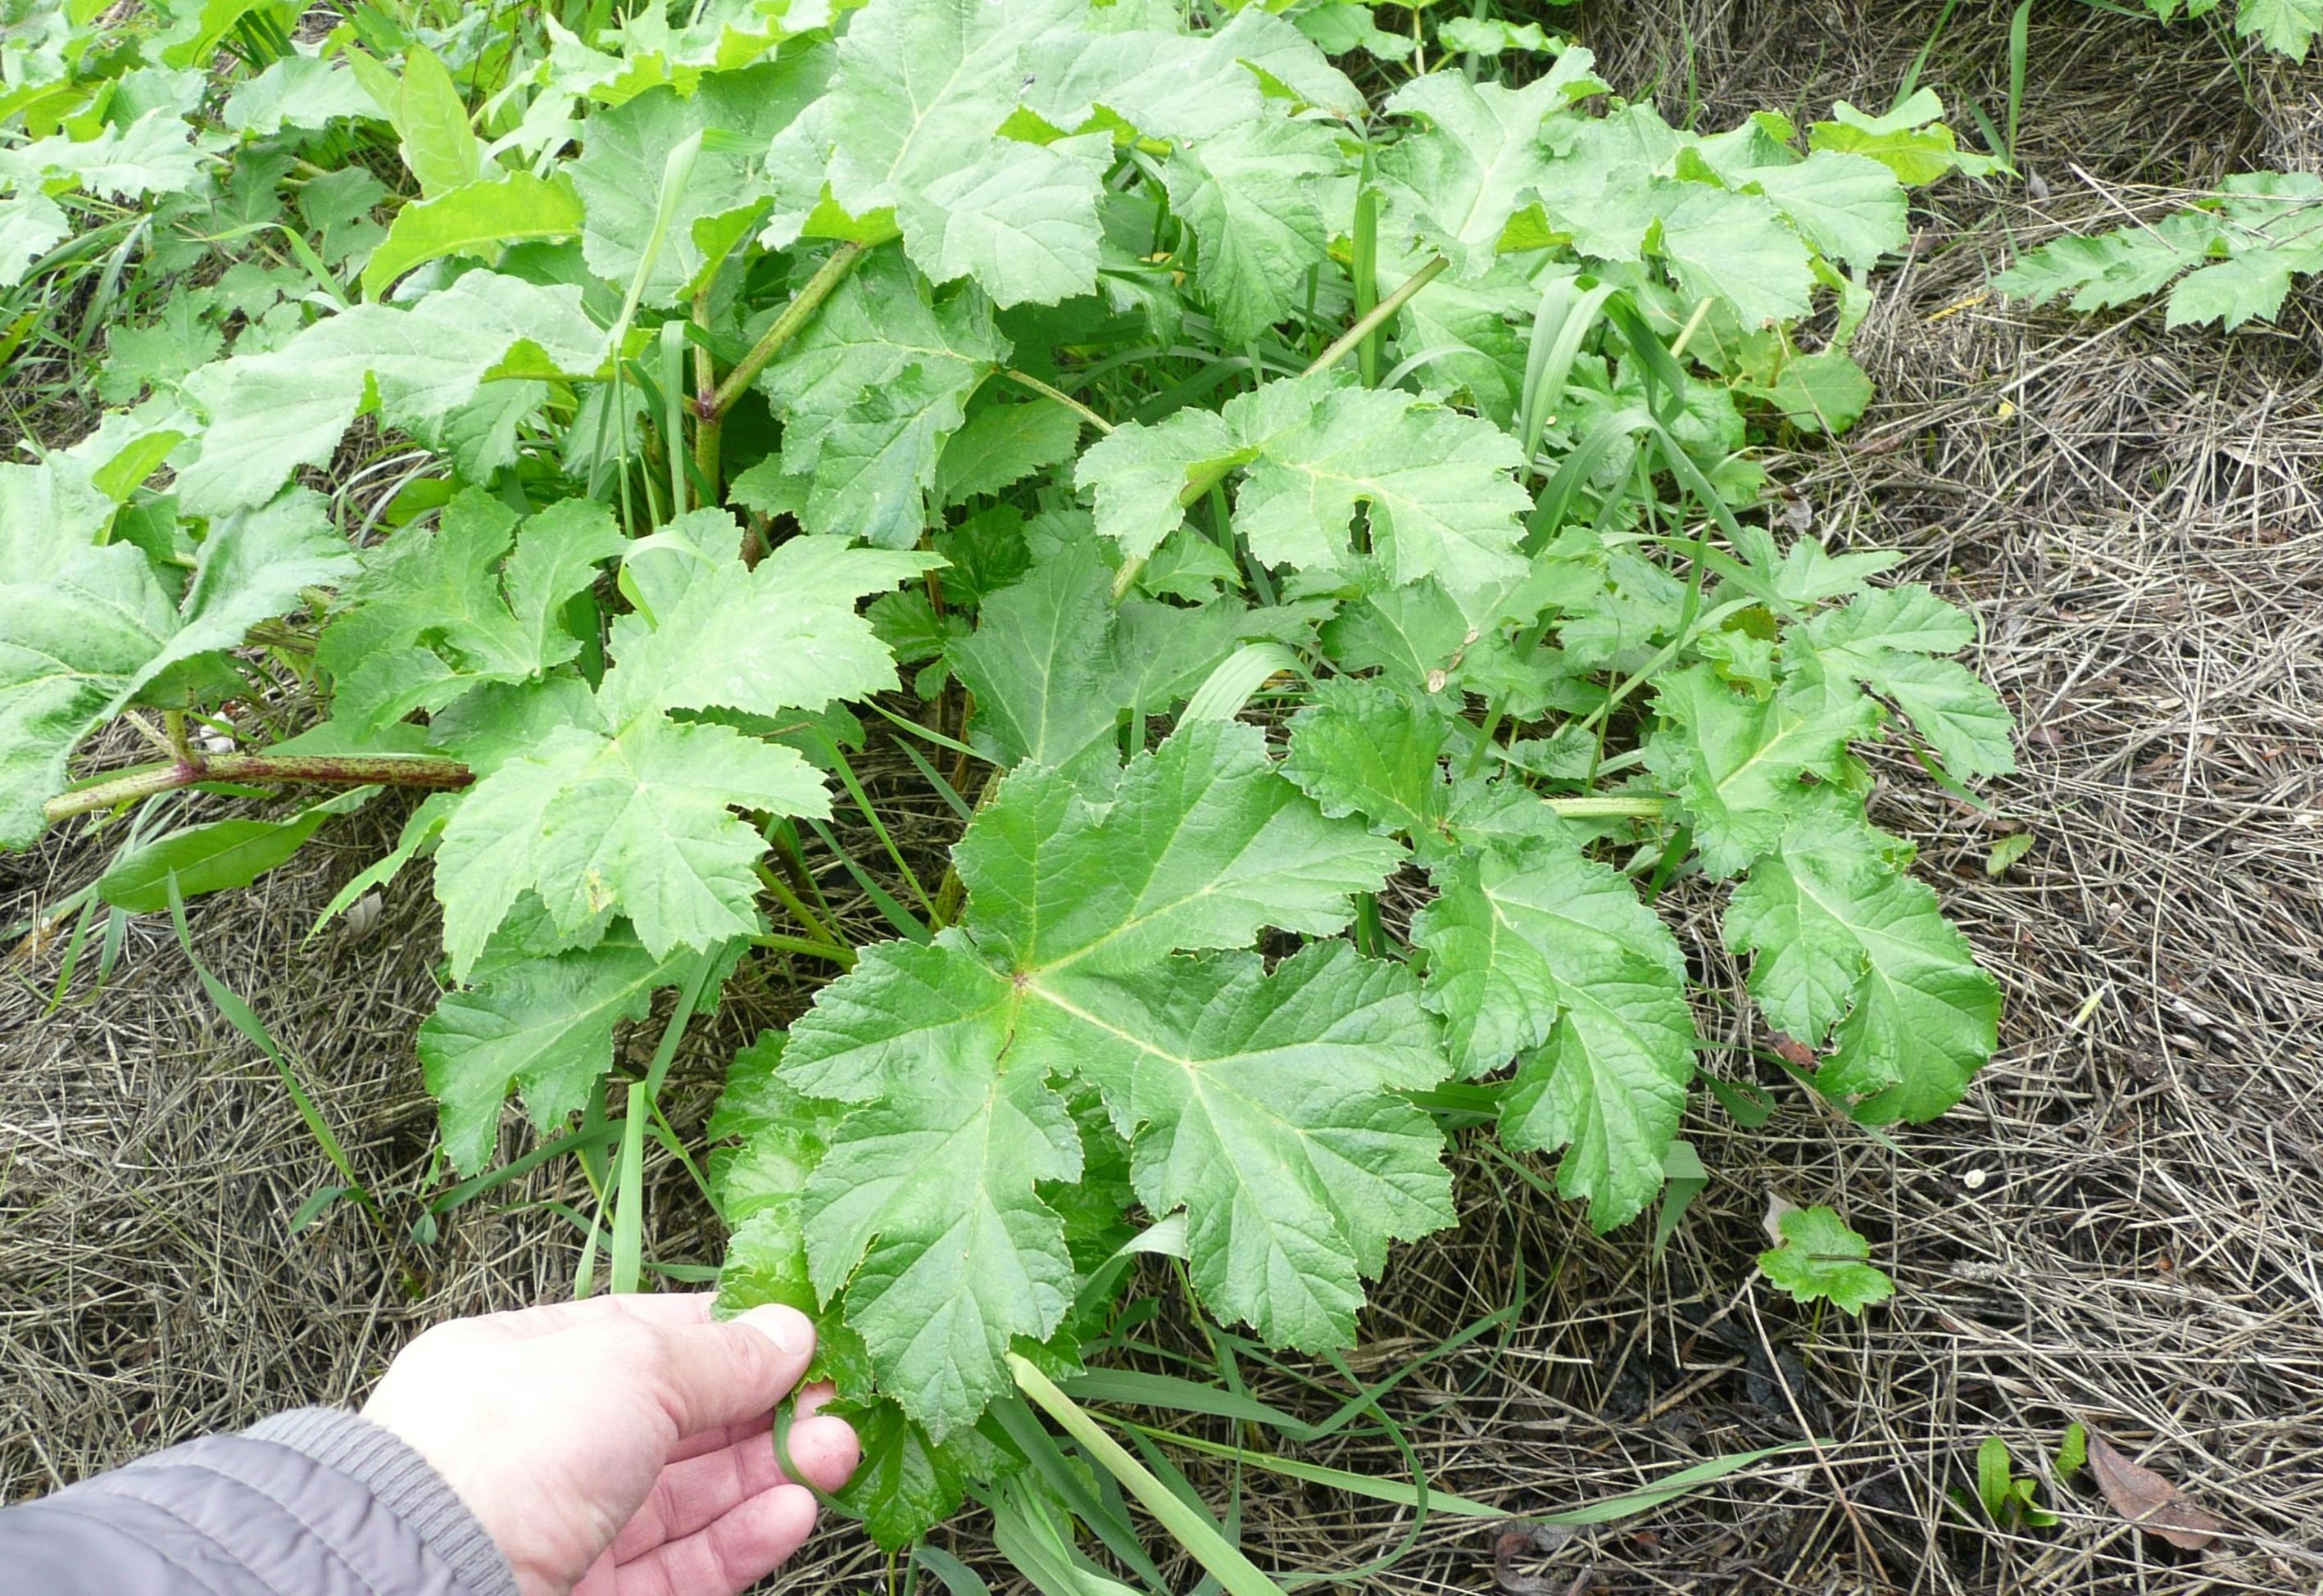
[2131,0,2323,59]
[1995,170,2323,329]
[5,0,2020,1561]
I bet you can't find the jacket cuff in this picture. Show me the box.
[247,1408,517,1596]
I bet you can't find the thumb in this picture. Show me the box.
[636,1304,817,1438]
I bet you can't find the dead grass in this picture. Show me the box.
[8,2,2323,1591]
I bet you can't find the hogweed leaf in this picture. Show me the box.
[937,401,1083,506]
[1413,828,1695,1228]
[436,711,828,974]
[1082,377,1531,596]
[1741,149,1910,271]
[1281,674,1455,846]
[1027,942,1454,1350]
[2236,0,2323,57]
[772,0,1105,306]
[571,66,823,307]
[1723,823,1999,1123]
[804,1046,1083,1439]
[956,720,1408,973]
[1229,380,1534,596]
[601,519,937,722]
[1375,57,1608,277]
[1801,585,2016,780]
[1645,661,1879,877]
[178,273,601,515]
[362,171,587,302]
[1159,112,1345,344]
[947,541,1242,786]
[1076,408,1245,561]
[759,719,1419,1431]
[420,929,710,1174]
[753,250,1008,546]
[316,491,624,735]
[1,474,352,847]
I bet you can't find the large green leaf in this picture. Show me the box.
[1994,171,2323,331]
[178,273,601,515]
[1160,111,1345,344]
[1743,150,1909,271]
[804,1042,1083,1437]
[767,0,1108,306]
[1281,673,1455,846]
[599,511,937,722]
[1028,941,1453,1349]
[1375,56,1607,276]
[0,474,352,847]
[1412,823,1695,1228]
[1723,823,1999,1124]
[424,506,923,973]
[316,491,624,736]
[220,55,376,138]
[1644,661,1879,877]
[0,191,70,287]
[1799,585,2016,780]
[1079,375,1531,597]
[434,709,827,973]
[569,64,824,307]
[751,252,1008,546]
[947,539,1241,785]
[956,720,1409,973]
[761,720,1419,1434]
[0,109,206,199]
[392,45,483,197]
[420,928,714,1174]
[2235,0,2323,57]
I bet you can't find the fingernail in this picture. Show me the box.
[737,1303,814,1358]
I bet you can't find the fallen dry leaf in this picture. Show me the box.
[2084,1427,2225,1550]
[1770,1032,1820,1071]
[1493,1521,1577,1594]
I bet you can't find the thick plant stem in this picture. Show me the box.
[702,241,868,424]
[690,284,721,506]
[46,753,472,821]
[1111,255,1451,601]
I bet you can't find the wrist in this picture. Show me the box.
[247,1408,518,1596]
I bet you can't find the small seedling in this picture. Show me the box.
[1953,1423,2085,1532]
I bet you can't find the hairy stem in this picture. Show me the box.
[704,241,868,423]
[46,753,473,822]
[691,285,721,507]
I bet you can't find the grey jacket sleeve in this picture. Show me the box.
[0,1408,518,1596]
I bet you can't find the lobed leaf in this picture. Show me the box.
[1724,823,1999,1123]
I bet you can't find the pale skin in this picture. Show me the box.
[362,1294,860,1596]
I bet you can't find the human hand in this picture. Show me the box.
[362,1292,858,1596]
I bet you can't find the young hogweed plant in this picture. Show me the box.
[6,0,2012,1553]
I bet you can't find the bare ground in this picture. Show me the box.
[7,2,2323,1591]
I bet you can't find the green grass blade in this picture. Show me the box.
[1010,1354,1292,1596]
[913,1548,993,1596]
[165,875,375,1223]
[610,1078,646,1294]
[1117,1423,1505,1517]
